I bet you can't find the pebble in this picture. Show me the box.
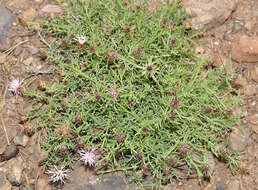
[39,4,63,16]
[216,181,225,190]
[229,128,249,152]
[14,134,29,147]
[23,57,34,66]
[231,34,258,63]
[182,0,238,31]
[36,178,51,190]
[6,164,23,186]
[0,172,12,190]
[0,53,6,64]
[227,179,240,190]
[249,65,258,82]
[231,75,248,89]
[0,145,19,162]
[27,45,39,55]
[0,6,14,51]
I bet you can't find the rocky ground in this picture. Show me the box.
[0,0,257,189]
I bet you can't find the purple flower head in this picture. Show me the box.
[169,39,176,47]
[171,92,177,97]
[162,18,167,25]
[171,99,179,109]
[78,148,96,167]
[147,65,153,72]
[203,108,211,114]
[76,140,84,148]
[169,114,176,121]
[8,77,24,98]
[46,165,69,185]
[166,156,175,165]
[142,126,148,132]
[95,94,102,100]
[60,145,68,154]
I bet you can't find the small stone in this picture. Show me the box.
[0,172,12,190]
[244,20,254,31]
[27,45,39,55]
[23,57,34,66]
[231,22,243,33]
[0,53,6,64]
[182,0,238,31]
[229,128,249,152]
[231,34,258,63]
[21,8,37,22]
[1,144,19,161]
[0,6,14,52]
[39,5,63,16]
[206,152,215,175]
[249,65,258,82]
[37,178,51,190]
[231,75,247,89]
[243,84,258,96]
[227,180,239,190]
[216,181,225,190]
[6,164,23,186]
[14,134,29,147]
[212,54,231,69]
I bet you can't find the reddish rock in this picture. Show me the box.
[231,75,248,89]
[231,34,258,63]
[37,178,51,190]
[39,5,63,16]
[182,0,238,30]
[249,65,258,82]
[212,54,231,69]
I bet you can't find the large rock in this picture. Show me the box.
[182,0,238,31]
[231,34,258,63]
[0,6,14,51]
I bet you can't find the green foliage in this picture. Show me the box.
[25,0,241,188]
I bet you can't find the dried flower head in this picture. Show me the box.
[169,23,175,30]
[171,99,179,109]
[136,152,143,161]
[203,108,211,114]
[169,39,176,46]
[46,165,69,185]
[169,114,176,121]
[117,132,125,142]
[106,50,118,61]
[134,47,142,58]
[78,148,96,167]
[178,144,188,157]
[8,77,24,98]
[142,165,150,175]
[109,88,119,100]
[166,156,175,165]
[74,114,83,124]
[162,166,171,176]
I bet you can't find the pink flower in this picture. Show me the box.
[46,165,69,185]
[78,148,96,166]
[8,77,24,98]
